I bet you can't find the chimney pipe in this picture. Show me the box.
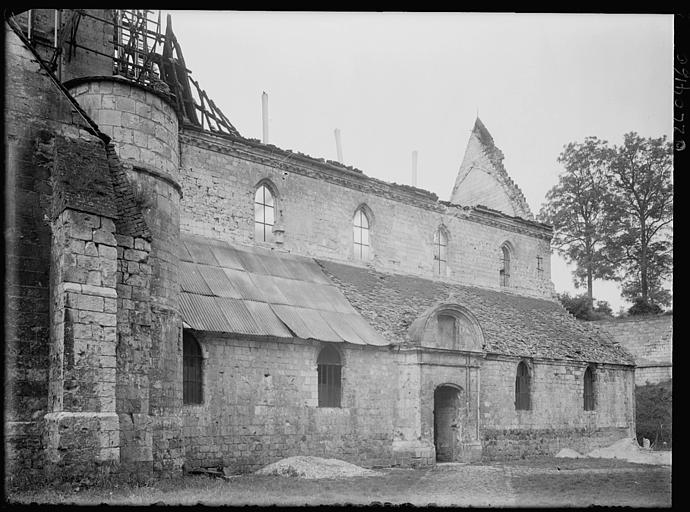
[411,150,418,187]
[334,128,343,163]
[261,91,269,143]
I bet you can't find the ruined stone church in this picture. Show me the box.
[5,9,636,481]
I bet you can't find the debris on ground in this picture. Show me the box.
[187,466,238,480]
[555,448,584,458]
[583,438,671,466]
[255,456,376,479]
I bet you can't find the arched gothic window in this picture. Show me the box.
[584,366,595,411]
[515,361,531,410]
[254,183,275,242]
[183,331,203,405]
[500,245,511,287]
[353,207,371,260]
[317,345,342,407]
[434,228,448,275]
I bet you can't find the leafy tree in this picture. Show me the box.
[539,138,617,306]
[628,297,662,316]
[557,292,612,321]
[602,133,673,308]
[594,300,613,317]
[636,380,672,448]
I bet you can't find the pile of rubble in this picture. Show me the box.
[556,438,671,466]
[255,456,376,479]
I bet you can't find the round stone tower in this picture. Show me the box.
[67,76,184,477]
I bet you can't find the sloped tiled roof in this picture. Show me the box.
[317,260,634,365]
[178,234,388,346]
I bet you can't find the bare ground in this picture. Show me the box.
[6,456,671,507]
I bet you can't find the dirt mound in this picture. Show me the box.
[555,448,583,458]
[255,456,376,479]
[587,438,671,466]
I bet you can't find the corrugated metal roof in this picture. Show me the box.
[198,264,242,298]
[179,261,214,295]
[210,245,244,270]
[244,300,293,338]
[178,242,194,263]
[270,277,320,309]
[299,259,333,285]
[235,248,272,274]
[281,259,320,283]
[270,304,314,340]
[319,311,366,345]
[221,267,264,301]
[215,297,263,335]
[178,235,391,348]
[179,293,231,332]
[317,285,357,314]
[346,314,390,346]
[293,308,343,342]
[183,239,220,266]
[256,252,295,280]
[247,273,289,304]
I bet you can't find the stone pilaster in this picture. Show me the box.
[45,209,120,477]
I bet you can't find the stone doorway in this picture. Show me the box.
[433,385,462,462]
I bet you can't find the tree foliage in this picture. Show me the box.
[627,297,663,316]
[538,138,617,305]
[603,133,673,307]
[557,292,614,321]
[541,133,673,309]
[635,379,672,448]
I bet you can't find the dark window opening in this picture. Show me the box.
[317,345,342,407]
[515,361,531,410]
[537,255,544,276]
[500,245,511,287]
[584,366,595,411]
[183,331,203,405]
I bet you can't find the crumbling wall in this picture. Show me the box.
[479,357,635,458]
[4,22,108,481]
[180,337,397,472]
[179,132,553,299]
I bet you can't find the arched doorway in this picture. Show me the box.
[434,385,463,462]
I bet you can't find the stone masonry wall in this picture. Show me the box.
[178,132,553,299]
[68,78,180,179]
[70,76,184,476]
[115,234,155,480]
[4,23,106,480]
[180,336,397,472]
[480,357,635,458]
[594,316,672,385]
[44,209,120,478]
[450,126,532,220]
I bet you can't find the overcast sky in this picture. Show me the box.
[162,11,673,312]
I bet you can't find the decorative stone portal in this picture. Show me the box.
[433,385,463,462]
